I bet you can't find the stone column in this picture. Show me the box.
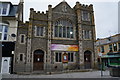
[47,5,52,72]
[75,2,84,69]
[25,8,34,72]
[91,10,97,69]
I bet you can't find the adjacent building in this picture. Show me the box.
[14,1,97,73]
[0,0,23,73]
[96,33,120,68]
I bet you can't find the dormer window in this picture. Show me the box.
[0,3,10,16]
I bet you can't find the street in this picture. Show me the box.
[2,70,120,78]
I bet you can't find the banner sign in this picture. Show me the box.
[51,44,78,51]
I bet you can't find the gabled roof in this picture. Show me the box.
[52,1,74,14]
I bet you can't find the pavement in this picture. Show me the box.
[1,70,120,78]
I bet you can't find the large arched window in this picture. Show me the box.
[0,23,8,40]
[54,19,74,38]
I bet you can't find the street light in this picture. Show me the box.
[98,52,103,77]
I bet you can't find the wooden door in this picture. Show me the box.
[84,51,91,69]
[34,53,44,71]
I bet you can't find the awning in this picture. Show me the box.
[101,52,120,58]
[101,55,120,58]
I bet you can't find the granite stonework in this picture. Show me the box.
[13,1,97,74]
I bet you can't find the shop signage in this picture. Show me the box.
[51,44,78,51]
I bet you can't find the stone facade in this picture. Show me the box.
[14,1,97,73]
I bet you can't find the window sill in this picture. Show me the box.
[83,39,92,40]
[53,37,76,40]
[34,36,45,38]
[19,43,26,44]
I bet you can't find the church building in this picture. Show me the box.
[13,1,97,73]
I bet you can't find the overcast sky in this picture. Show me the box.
[2,0,119,39]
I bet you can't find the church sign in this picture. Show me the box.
[51,44,78,51]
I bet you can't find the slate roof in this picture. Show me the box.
[8,5,18,16]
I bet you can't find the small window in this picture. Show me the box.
[68,53,70,61]
[2,8,7,14]
[68,52,74,62]
[118,43,120,51]
[113,43,117,51]
[101,46,104,53]
[0,24,8,40]
[109,44,113,52]
[71,53,73,62]
[55,52,58,62]
[35,26,45,37]
[20,54,23,61]
[55,52,62,62]
[0,33,2,40]
[20,34,25,44]
[55,26,58,37]
[4,34,7,40]
[0,3,8,15]
[0,8,1,14]
[83,30,92,40]
[81,11,90,21]
[59,52,62,62]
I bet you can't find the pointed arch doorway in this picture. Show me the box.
[84,50,92,69]
[33,49,44,71]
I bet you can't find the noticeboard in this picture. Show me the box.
[62,53,68,63]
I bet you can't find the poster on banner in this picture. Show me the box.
[51,44,78,51]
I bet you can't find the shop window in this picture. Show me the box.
[113,43,117,51]
[54,19,74,39]
[81,11,90,21]
[55,52,62,62]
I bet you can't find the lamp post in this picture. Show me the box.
[99,52,103,77]
[98,39,103,77]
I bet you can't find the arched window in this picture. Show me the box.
[0,23,8,40]
[54,19,74,38]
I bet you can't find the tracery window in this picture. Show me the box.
[54,19,74,39]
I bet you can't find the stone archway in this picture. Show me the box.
[33,49,44,71]
[84,50,92,69]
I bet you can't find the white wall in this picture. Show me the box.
[7,20,18,41]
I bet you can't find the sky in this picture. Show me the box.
[2,0,119,39]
